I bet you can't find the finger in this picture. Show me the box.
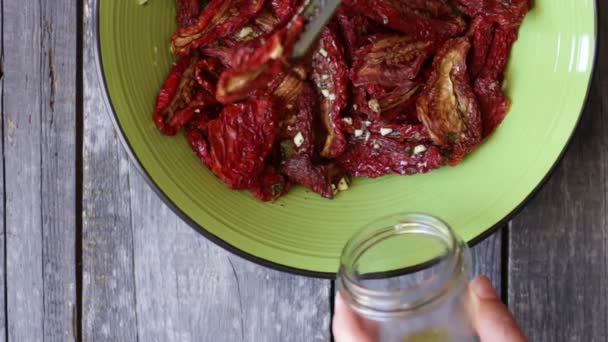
[469,276,528,342]
[332,293,376,342]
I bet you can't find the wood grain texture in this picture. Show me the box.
[129,171,331,342]
[82,1,139,341]
[3,0,77,341]
[471,230,503,296]
[0,3,6,341]
[508,6,607,341]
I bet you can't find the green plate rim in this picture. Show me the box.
[93,0,598,279]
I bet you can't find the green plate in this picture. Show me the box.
[96,0,597,276]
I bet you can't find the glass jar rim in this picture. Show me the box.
[337,213,471,319]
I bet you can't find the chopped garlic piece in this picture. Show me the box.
[414,145,427,154]
[380,127,393,136]
[321,89,330,98]
[294,132,305,147]
[238,26,254,38]
[364,131,371,142]
[319,48,328,57]
[353,104,358,110]
[321,74,329,80]
[338,177,349,191]
[354,129,363,137]
[362,120,371,127]
[194,109,201,114]
[343,117,353,125]
[368,99,380,113]
[328,94,336,101]
[269,43,284,59]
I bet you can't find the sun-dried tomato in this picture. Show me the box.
[282,154,346,198]
[468,17,496,79]
[273,66,307,107]
[311,24,349,158]
[197,99,277,189]
[336,6,386,63]
[279,83,317,156]
[351,35,434,87]
[185,105,221,134]
[154,54,218,135]
[251,165,292,201]
[474,26,518,136]
[344,0,466,40]
[194,56,224,96]
[455,0,530,26]
[157,0,529,200]
[270,0,301,26]
[223,8,283,47]
[417,37,482,165]
[350,81,421,123]
[338,135,444,177]
[216,16,305,103]
[171,0,265,56]
[369,122,431,143]
[176,0,201,28]
[375,84,421,118]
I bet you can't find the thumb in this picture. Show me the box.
[332,293,376,342]
[469,276,528,342]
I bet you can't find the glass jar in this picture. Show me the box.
[336,213,477,342]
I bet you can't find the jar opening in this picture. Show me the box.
[337,213,471,319]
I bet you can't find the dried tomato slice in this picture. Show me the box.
[336,6,386,63]
[215,16,305,103]
[270,0,301,25]
[171,0,265,56]
[282,155,346,198]
[468,17,496,79]
[416,37,482,164]
[344,0,466,40]
[351,35,434,87]
[273,66,307,107]
[337,135,444,177]
[350,81,421,123]
[194,56,224,96]
[455,0,530,26]
[197,99,277,189]
[176,0,201,28]
[251,165,292,201]
[223,8,283,46]
[154,54,217,135]
[312,24,349,158]
[278,83,317,156]
[474,26,518,136]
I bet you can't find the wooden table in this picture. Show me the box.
[2,1,605,341]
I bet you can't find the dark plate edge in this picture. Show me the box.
[93,0,599,279]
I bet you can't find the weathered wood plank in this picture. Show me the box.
[508,8,608,340]
[129,171,332,342]
[82,1,138,341]
[0,2,6,341]
[471,229,503,296]
[3,0,77,341]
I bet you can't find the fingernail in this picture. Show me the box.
[470,276,499,300]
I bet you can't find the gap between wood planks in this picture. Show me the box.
[75,0,84,341]
[1,0,7,340]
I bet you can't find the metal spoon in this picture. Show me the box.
[291,0,343,61]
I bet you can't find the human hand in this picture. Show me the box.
[332,276,528,342]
